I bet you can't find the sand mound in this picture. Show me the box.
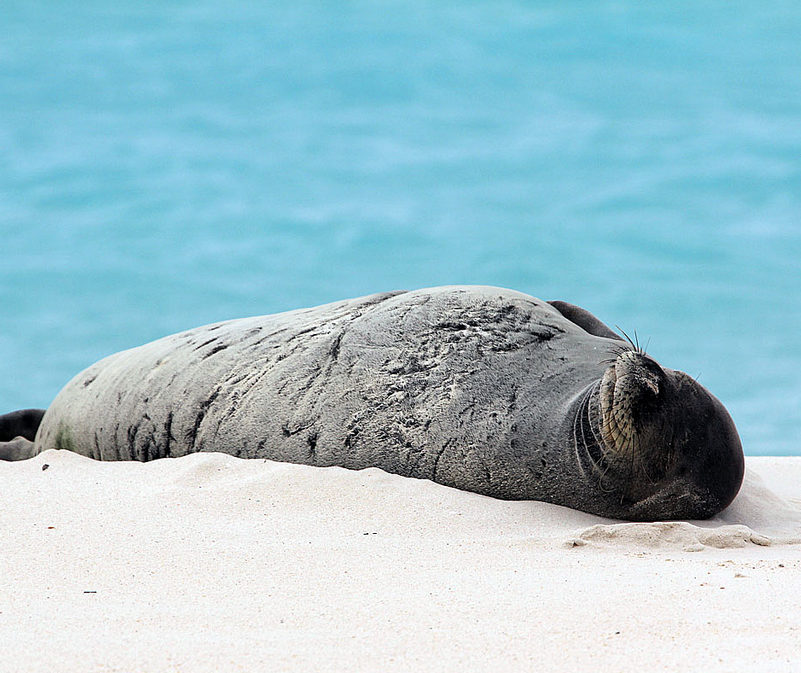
[712,465,801,542]
[567,464,801,550]
[567,521,771,551]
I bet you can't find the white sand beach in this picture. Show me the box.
[2,451,800,672]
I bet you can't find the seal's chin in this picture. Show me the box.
[598,349,662,461]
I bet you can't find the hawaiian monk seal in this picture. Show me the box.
[0,286,744,520]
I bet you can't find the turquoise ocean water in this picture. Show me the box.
[1,2,800,454]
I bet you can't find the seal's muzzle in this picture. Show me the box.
[593,348,744,519]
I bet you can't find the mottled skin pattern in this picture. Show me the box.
[1,286,744,520]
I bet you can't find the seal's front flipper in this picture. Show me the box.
[547,301,623,341]
[0,408,46,442]
[0,436,36,461]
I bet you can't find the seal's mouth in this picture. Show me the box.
[598,350,662,459]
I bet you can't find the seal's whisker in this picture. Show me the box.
[598,462,616,493]
[606,341,636,361]
[587,401,606,457]
[627,436,636,488]
[573,382,617,494]
[631,426,657,485]
[632,436,650,485]
[587,386,618,494]
[577,389,591,462]
[572,390,585,478]
[639,451,657,485]
[615,325,637,350]
[594,428,617,493]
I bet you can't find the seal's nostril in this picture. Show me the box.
[643,377,659,396]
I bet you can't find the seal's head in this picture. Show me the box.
[587,348,744,520]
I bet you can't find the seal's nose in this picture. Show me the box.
[597,349,668,460]
[634,369,659,396]
[613,350,661,398]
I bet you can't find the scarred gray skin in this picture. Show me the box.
[3,286,744,520]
